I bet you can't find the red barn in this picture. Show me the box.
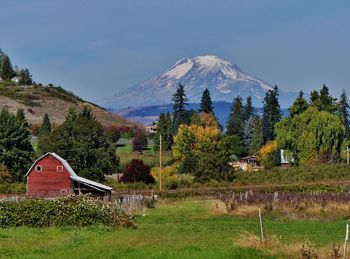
[25,152,113,199]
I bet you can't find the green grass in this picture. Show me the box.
[0,199,346,258]
[117,138,172,170]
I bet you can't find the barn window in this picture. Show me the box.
[57,166,63,172]
[35,165,42,172]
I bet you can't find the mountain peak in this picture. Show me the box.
[99,55,296,110]
[193,55,230,67]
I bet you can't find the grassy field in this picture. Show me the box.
[117,138,173,170]
[0,198,347,258]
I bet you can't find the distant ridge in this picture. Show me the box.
[113,102,290,126]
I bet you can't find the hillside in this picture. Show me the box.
[0,81,135,127]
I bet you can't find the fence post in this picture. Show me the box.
[344,221,349,259]
[259,208,264,243]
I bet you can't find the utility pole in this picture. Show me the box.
[347,146,349,165]
[159,134,163,192]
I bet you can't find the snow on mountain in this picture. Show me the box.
[99,55,296,110]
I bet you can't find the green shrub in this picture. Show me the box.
[0,194,136,228]
[151,166,194,190]
[0,182,25,194]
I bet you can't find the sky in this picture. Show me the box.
[0,0,349,102]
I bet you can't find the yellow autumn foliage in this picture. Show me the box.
[200,112,219,128]
[257,140,278,169]
[173,113,221,174]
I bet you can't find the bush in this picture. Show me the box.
[132,130,148,152]
[120,159,155,184]
[0,164,12,183]
[0,194,136,228]
[151,166,194,189]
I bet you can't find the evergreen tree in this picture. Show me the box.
[154,112,172,151]
[289,91,309,117]
[0,48,4,72]
[243,96,254,120]
[172,84,189,133]
[262,85,282,142]
[164,111,173,150]
[250,116,264,154]
[0,108,33,181]
[0,54,15,80]
[18,68,32,85]
[38,107,119,181]
[319,85,335,112]
[310,85,336,113]
[339,89,350,139]
[243,115,255,148]
[310,90,319,104]
[39,113,51,136]
[199,88,213,114]
[153,112,166,152]
[226,96,244,138]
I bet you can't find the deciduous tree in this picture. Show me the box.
[38,107,119,181]
[275,107,345,164]
[119,159,155,184]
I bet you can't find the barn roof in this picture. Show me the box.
[25,152,113,192]
[71,175,113,191]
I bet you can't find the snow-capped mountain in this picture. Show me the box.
[100,55,296,110]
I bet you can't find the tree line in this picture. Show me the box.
[0,82,349,185]
[153,83,350,182]
[0,107,120,183]
[0,48,32,85]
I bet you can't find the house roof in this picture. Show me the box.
[240,155,257,160]
[25,152,113,191]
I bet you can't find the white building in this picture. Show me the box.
[11,77,20,84]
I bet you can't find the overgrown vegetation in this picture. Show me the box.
[0,182,25,194]
[0,195,135,228]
